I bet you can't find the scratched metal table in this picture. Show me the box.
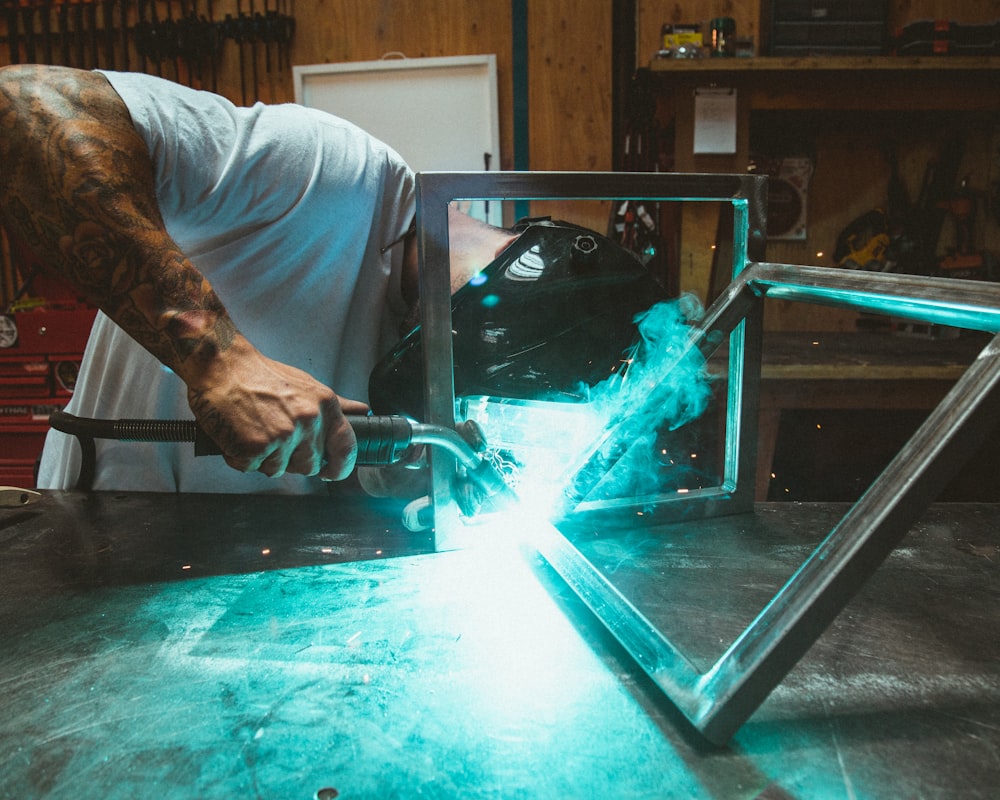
[1,491,998,799]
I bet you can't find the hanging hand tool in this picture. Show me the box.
[87,0,99,69]
[205,0,217,91]
[164,0,183,84]
[226,0,247,104]
[71,0,85,67]
[260,0,294,73]
[56,0,70,65]
[261,0,272,74]
[40,0,54,64]
[118,0,128,68]
[4,0,20,64]
[176,0,199,85]
[177,0,196,83]
[101,0,115,69]
[195,1,225,94]
[278,0,293,70]
[134,0,156,74]
[247,0,258,101]
[133,9,149,71]
[19,0,36,63]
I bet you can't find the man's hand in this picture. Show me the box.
[185,336,368,480]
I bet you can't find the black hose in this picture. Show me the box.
[50,410,199,442]
[49,411,208,490]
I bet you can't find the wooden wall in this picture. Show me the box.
[289,1,614,228]
[0,0,616,182]
[0,1,615,307]
[0,0,614,304]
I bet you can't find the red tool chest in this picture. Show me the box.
[0,307,97,486]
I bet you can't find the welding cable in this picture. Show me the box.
[47,412,200,491]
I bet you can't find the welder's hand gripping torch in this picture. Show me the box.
[48,410,513,507]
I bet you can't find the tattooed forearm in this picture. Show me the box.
[0,65,240,380]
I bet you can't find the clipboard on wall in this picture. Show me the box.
[693,87,737,155]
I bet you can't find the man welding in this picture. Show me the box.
[0,64,516,493]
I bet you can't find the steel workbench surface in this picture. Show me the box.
[1,491,998,799]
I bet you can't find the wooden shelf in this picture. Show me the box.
[648,55,1000,73]
[649,56,1000,113]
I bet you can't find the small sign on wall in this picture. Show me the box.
[753,156,815,241]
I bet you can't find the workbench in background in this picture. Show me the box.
[2,491,997,798]
[746,330,1000,501]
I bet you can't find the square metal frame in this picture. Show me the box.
[414,172,1000,744]
[416,171,769,543]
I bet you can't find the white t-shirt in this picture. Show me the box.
[37,71,416,493]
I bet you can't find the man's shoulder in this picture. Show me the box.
[96,69,229,109]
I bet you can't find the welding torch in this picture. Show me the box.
[48,410,514,508]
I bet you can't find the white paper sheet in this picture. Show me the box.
[694,87,737,155]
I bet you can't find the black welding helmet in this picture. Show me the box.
[368,218,667,420]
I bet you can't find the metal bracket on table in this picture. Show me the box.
[414,171,1000,744]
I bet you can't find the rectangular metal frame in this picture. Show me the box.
[416,171,768,545]
[414,172,1000,744]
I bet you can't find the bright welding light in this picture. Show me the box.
[417,514,601,713]
[461,395,605,516]
[458,295,716,521]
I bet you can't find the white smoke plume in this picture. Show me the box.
[560,292,717,508]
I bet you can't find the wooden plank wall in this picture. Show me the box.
[0,1,613,306]
[290,0,614,229]
[0,1,613,188]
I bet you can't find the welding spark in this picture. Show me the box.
[482,447,523,492]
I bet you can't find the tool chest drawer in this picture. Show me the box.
[0,403,68,486]
[0,309,94,486]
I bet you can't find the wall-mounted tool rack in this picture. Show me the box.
[0,0,294,103]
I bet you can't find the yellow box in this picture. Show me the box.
[662,27,703,49]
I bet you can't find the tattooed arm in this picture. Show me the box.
[0,65,364,480]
